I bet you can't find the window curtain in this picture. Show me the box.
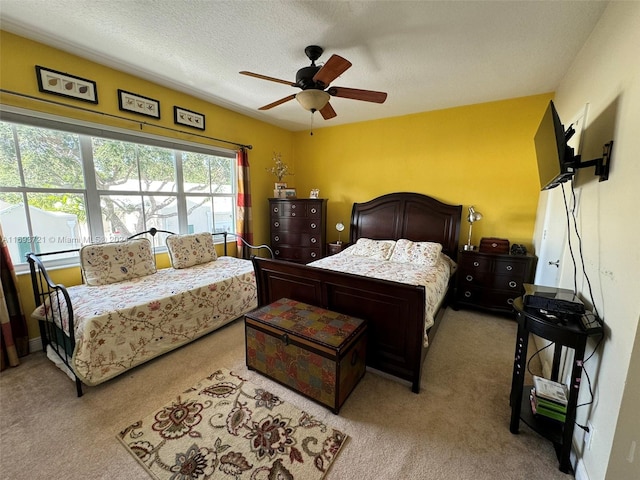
[236,148,253,259]
[0,222,30,371]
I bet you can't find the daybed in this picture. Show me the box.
[252,192,462,393]
[27,230,272,396]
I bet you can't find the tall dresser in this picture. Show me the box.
[269,198,327,263]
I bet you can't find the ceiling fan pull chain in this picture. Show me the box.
[310,110,314,136]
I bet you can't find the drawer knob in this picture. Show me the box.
[281,333,290,346]
[292,204,296,209]
[473,261,480,267]
[507,298,515,305]
[274,221,280,227]
[311,238,317,243]
[273,207,279,213]
[311,252,317,258]
[292,212,296,217]
[311,208,317,214]
[310,223,317,229]
[506,265,513,271]
[509,281,517,288]
[274,236,279,241]
[464,291,471,298]
[275,250,280,255]
[466,274,473,282]
[492,242,498,248]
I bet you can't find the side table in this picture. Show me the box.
[509,296,602,473]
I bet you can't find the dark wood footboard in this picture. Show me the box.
[252,257,431,392]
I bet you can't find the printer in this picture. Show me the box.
[523,284,585,316]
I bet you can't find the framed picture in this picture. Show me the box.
[283,188,297,198]
[118,89,160,119]
[174,106,205,130]
[274,182,287,190]
[35,66,98,104]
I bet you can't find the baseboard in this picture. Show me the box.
[29,336,43,353]
[572,441,590,480]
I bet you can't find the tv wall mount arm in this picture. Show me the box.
[572,140,614,182]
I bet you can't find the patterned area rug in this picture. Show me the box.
[117,368,348,480]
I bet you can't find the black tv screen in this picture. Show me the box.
[534,100,576,190]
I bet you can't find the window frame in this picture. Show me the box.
[0,106,237,272]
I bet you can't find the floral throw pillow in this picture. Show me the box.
[166,232,217,269]
[389,239,443,266]
[80,238,156,286]
[349,238,396,261]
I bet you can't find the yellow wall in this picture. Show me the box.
[2,31,549,342]
[292,94,552,247]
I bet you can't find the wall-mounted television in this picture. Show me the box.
[534,100,577,191]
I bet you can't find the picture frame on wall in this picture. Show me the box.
[174,106,205,130]
[118,89,160,119]
[35,66,98,104]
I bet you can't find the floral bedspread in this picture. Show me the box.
[32,257,257,386]
[308,252,454,346]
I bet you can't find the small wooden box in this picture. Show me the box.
[245,298,367,413]
[479,237,510,254]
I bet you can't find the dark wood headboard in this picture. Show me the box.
[349,192,463,261]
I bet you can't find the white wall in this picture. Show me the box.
[533,2,640,479]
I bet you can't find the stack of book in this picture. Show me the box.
[530,375,568,422]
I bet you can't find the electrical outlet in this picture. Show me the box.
[584,421,595,449]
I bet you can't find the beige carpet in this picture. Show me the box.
[0,308,573,479]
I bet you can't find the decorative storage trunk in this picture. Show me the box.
[245,298,367,414]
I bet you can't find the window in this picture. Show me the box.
[0,118,236,267]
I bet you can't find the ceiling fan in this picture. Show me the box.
[240,45,387,120]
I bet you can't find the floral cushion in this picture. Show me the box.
[348,238,396,261]
[389,239,443,266]
[166,232,217,269]
[80,238,156,286]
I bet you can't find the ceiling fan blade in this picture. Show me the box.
[313,55,352,87]
[328,86,387,104]
[258,94,296,110]
[240,71,297,87]
[319,102,337,120]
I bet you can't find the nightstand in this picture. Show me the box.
[327,242,346,256]
[454,250,537,314]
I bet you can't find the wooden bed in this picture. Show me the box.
[252,192,462,392]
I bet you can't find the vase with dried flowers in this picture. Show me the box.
[266,153,294,197]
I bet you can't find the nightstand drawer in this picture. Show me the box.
[494,258,528,276]
[493,275,525,291]
[458,255,492,272]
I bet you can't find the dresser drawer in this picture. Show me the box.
[492,275,525,292]
[273,246,323,263]
[271,232,322,247]
[493,258,528,276]
[458,255,492,272]
[271,201,323,218]
[271,217,322,233]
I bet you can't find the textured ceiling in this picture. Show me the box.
[1,0,608,131]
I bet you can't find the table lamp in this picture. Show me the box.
[335,222,345,244]
[463,206,482,251]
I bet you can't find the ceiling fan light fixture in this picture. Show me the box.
[296,89,330,112]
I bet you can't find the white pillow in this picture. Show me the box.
[349,238,396,261]
[389,239,443,266]
[166,232,217,269]
[80,238,156,286]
